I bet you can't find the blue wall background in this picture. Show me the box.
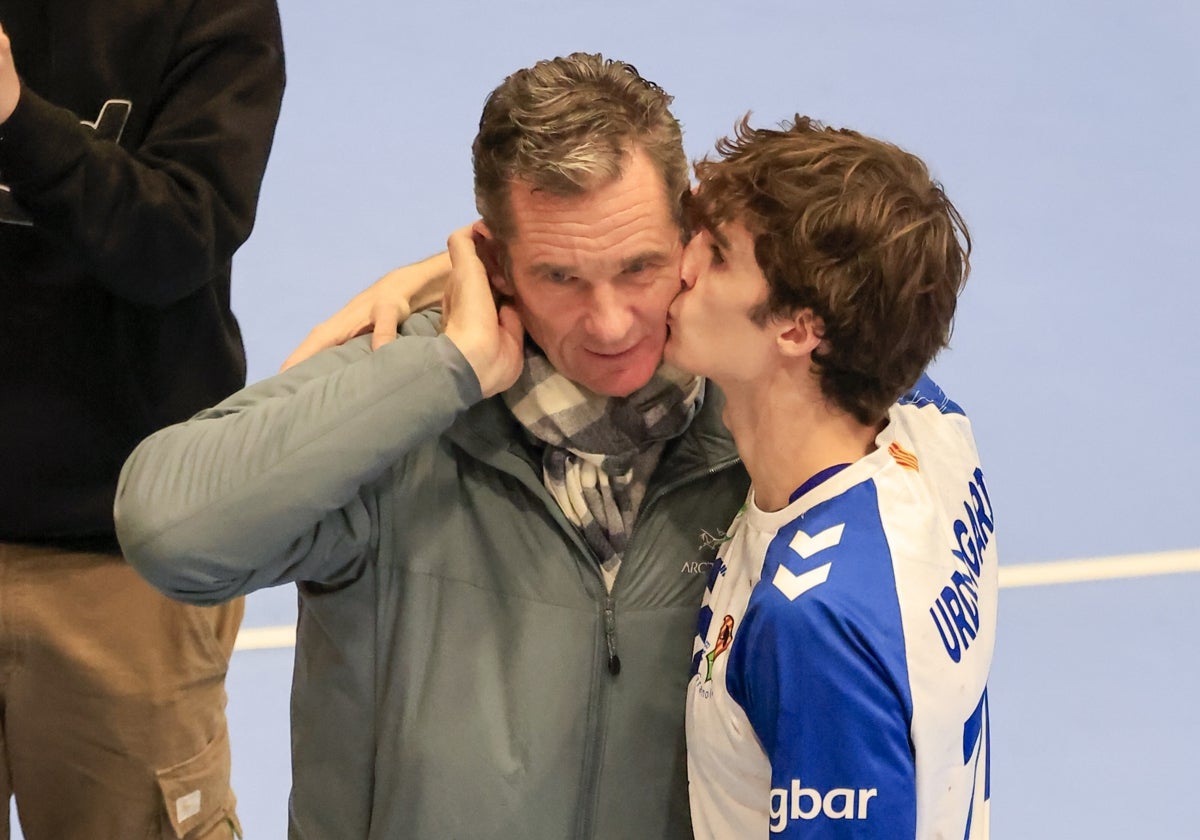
[214,3,1199,837]
[236,0,1199,570]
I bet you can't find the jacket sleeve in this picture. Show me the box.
[115,324,482,605]
[0,0,285,307]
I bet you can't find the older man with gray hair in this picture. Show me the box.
[117,53,748,839]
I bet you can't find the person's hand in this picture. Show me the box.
[279,252,450,372]
[0,22,22,124]
[442,223,524,398]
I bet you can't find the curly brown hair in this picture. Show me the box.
[692,115,972,425]
[473,53,690,241]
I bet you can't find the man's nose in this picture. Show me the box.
[584,284,635,343]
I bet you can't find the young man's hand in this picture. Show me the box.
[279,252,451,372]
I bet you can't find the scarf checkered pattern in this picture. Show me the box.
[503,344,704,591]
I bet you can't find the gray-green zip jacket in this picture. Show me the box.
[115,311,749,840]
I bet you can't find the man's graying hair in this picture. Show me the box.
[473,53,689,241]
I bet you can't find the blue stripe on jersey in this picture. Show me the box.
[725,481,917,836]
[789,463,851,504]
[901,373,964,416]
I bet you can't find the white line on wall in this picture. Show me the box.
[232,547,1200,652]
[997,548,1200,589]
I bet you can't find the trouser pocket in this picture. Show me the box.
[155,726,243,839]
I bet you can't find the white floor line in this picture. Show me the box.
[232,547,1200,651]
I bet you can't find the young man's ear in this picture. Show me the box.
[470,221,514,296]
[776,309,825,359]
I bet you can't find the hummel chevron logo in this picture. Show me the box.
[789,524,845,559]
[772,524,845,601]
[773,562,832,601]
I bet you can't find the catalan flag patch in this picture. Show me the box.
[888,441,919,471]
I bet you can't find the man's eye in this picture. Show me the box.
[624,261,647,275]
[710,244,725,265]
[547,271,571,284]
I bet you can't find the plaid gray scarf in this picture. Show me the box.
[503,344,704,591]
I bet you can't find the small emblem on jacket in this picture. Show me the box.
[84,99,133,141]
[698,528,731,551]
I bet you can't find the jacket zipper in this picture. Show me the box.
[576,454,742,838]
[471,434,741,839]
[603,595,620,675]
[601,455,741,678]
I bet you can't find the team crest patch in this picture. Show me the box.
[703,615,735,682]
[888,441,919,471]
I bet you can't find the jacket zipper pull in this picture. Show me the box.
[604,597,621,675]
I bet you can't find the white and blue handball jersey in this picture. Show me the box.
[686,376,996,839]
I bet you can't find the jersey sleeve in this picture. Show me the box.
[727,516,919,838]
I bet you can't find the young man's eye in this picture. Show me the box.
[709,244,725,265]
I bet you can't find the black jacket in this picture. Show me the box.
[0,0,285,543]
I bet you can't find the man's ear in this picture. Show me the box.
[471,221,514,296]
[776,309,825,359]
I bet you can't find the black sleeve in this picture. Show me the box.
[0,0,286,308]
